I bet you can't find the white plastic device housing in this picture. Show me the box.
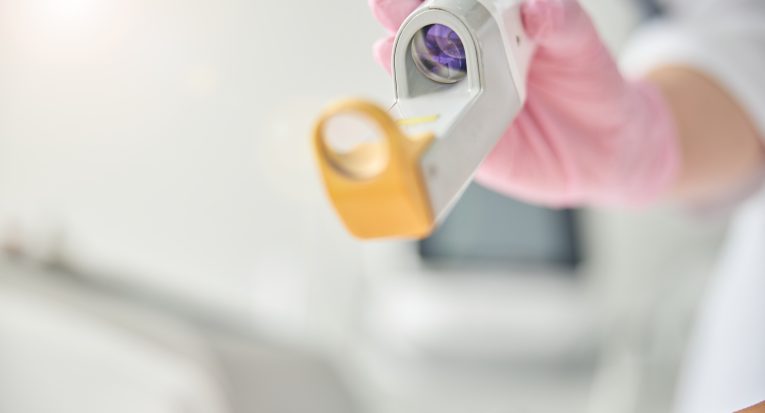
[390,0,534,221]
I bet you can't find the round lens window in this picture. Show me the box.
[411,24,467,84]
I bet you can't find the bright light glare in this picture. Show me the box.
[45,0,97,21]
[6,0,125,61]
[11,0,107,35]
[40,0,102,27]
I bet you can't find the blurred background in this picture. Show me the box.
[0,0,732,412]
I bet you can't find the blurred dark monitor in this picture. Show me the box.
[419,183,581,269]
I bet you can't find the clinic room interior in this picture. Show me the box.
[0,0,763,412]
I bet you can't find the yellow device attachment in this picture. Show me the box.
[313,99,436,239]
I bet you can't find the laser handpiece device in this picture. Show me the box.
[314,0,533,239]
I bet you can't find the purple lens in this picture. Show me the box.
[411,24,467,83]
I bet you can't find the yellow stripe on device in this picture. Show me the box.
[397,114,440,126]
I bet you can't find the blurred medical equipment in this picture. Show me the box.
[0,264,229,413]
[0,258,356,413]
[313,0,533,239]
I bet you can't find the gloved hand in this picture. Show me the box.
[369,0,681,207]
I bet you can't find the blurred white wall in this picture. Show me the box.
[0,0,399,347]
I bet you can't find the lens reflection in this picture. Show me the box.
[411,24,467,84]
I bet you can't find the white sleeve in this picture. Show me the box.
[621,0,765,136]
[622,4,765,413]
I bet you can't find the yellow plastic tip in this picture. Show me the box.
[312,98,436,240]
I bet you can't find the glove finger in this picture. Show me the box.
[521,0,566,41]
[369,0,423,33]
[521,0,595,52]
[522,0,559,40]
[373,35,395,73]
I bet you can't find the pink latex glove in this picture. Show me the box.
[369,0,681,207]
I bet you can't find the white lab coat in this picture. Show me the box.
[623,1,765,411]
